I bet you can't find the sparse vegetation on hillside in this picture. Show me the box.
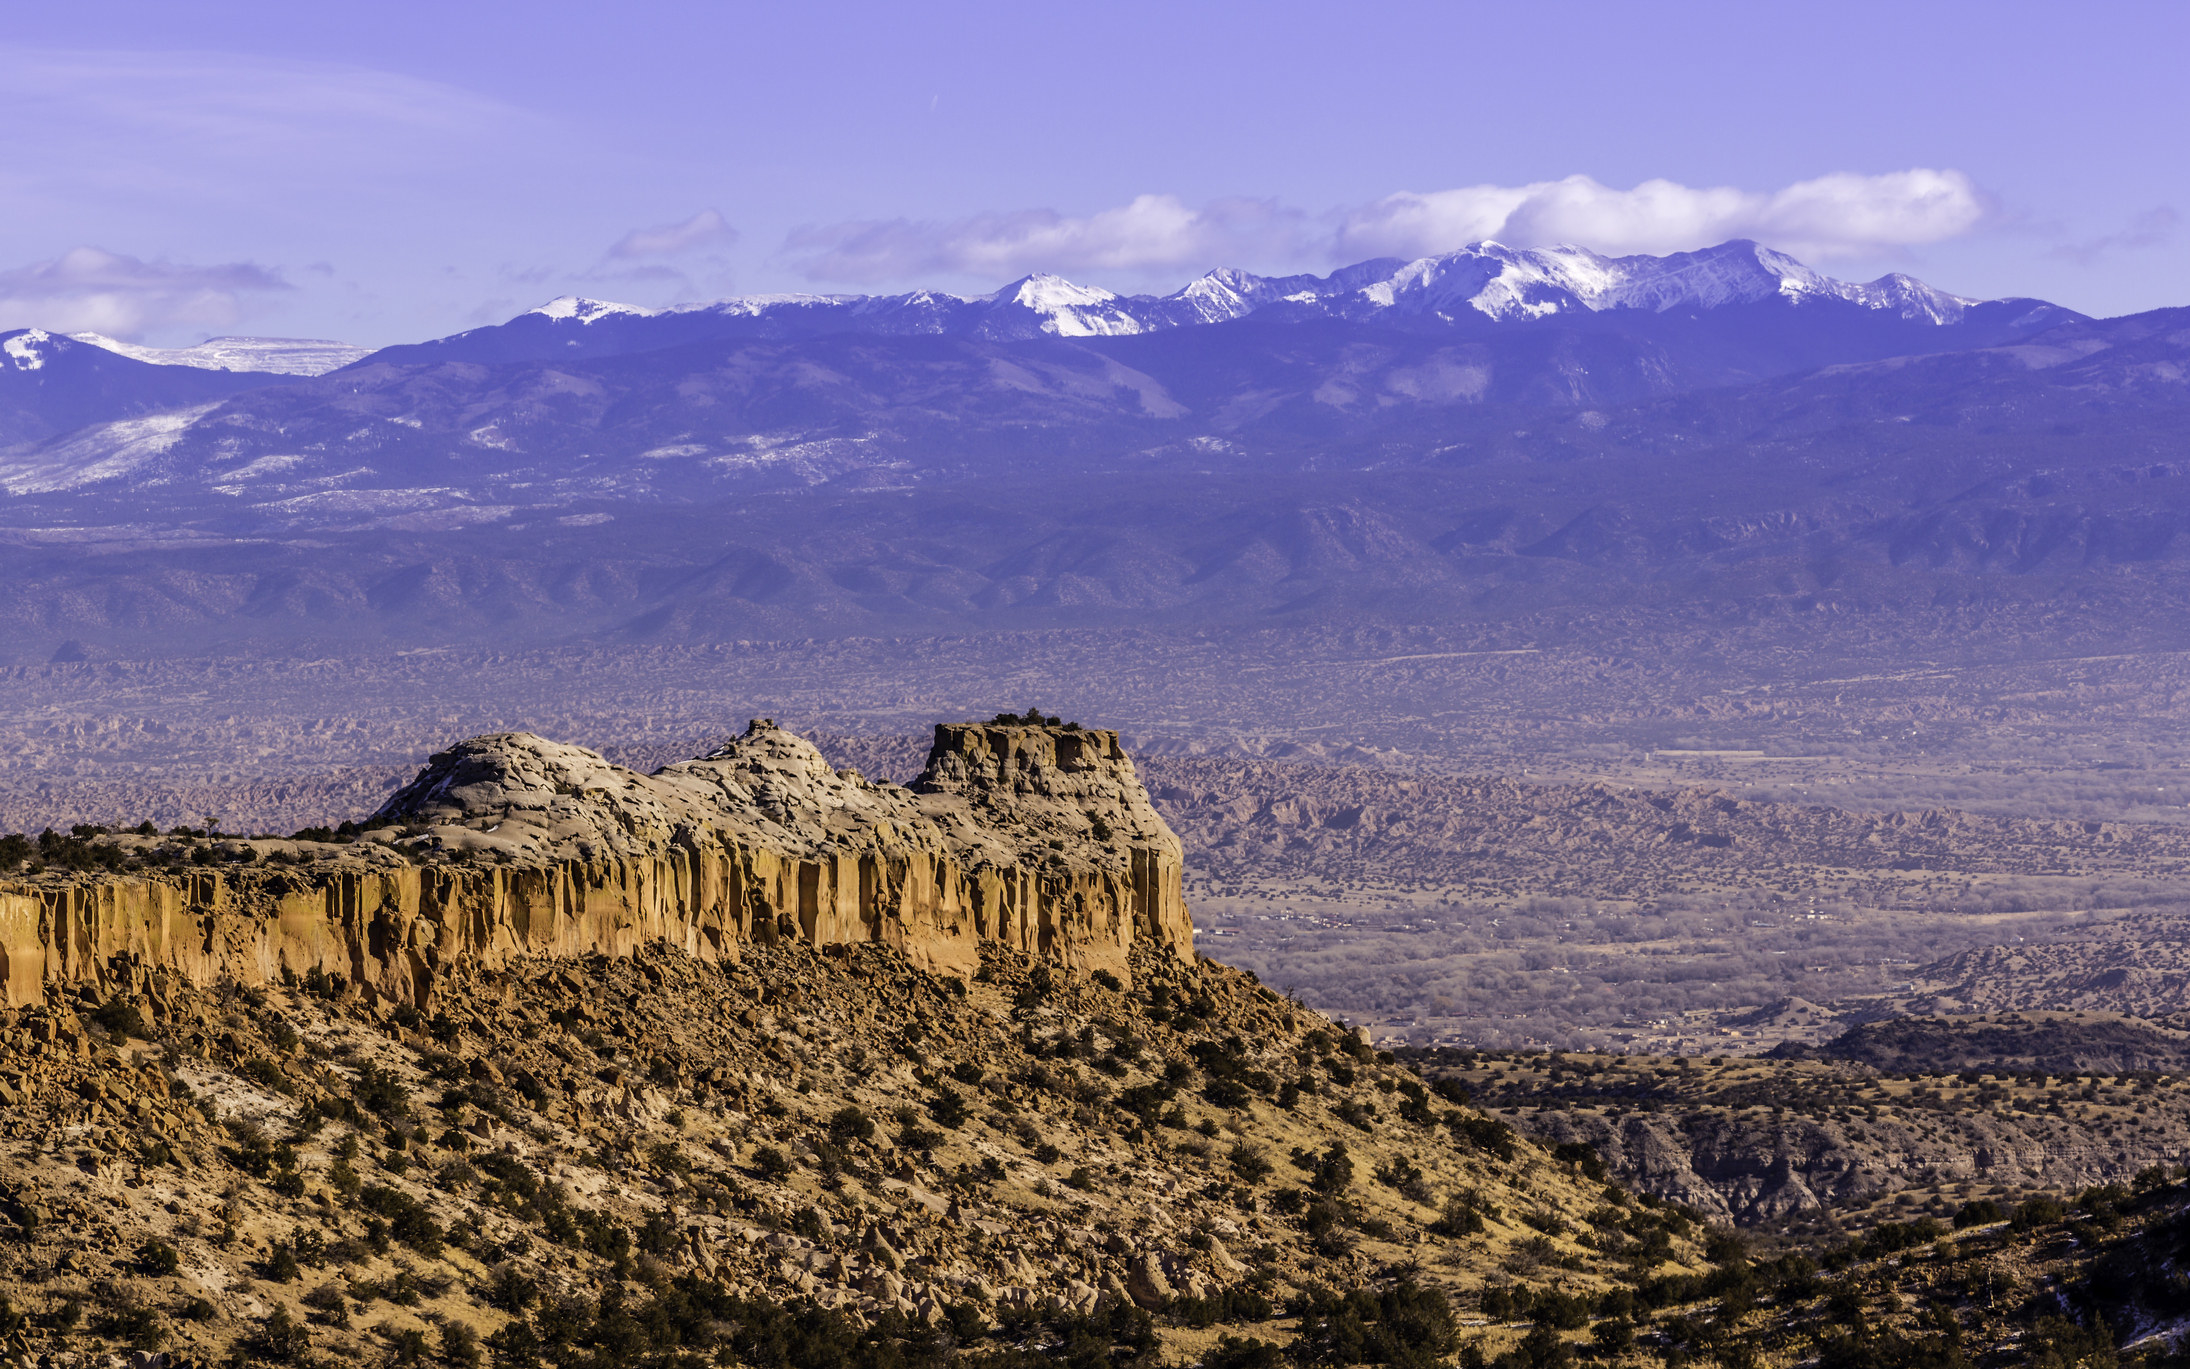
[0,942,1710,1365]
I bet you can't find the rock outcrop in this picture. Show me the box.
[1519,1102,2190,1228]
[0,719,1192,1009]
[1423,1040,2190,1229]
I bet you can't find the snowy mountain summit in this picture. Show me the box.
[1332,239,1976,324]
[493,239,1995,346]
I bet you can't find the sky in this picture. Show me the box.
[1,0,2185,347]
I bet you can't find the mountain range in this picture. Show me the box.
[0,238,2185,656]
[370,237,2055,352]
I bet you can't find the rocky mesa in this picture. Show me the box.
[0,719,1193,1011]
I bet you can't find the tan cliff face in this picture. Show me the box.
[0,720,1192,1009]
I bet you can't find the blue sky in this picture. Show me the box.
[2,0,2184,345]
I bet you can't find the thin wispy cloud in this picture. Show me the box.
[783,171,1992,286]
[0,247,288,338]
[0,46,544,210]
[609,210,737,260]
[2049,206,2179,266]
[784,195,1304,285]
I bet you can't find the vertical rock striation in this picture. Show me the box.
[0,719,1192,1007]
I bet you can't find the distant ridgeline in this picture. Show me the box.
[0,719,1193,1006]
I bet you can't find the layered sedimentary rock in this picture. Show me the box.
[0,720,1191,1007]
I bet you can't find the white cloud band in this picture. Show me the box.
[0,247,288,339]
[784,194,1303,285]
[1339,170,1989,262]
[784,170,1990,285]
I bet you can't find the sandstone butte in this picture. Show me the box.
[0,720,1194,1009]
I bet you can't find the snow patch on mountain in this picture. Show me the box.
[69,334,371,377]
[685,293,856,318]
[531,297,660,324]
[2,330,53,371]
[0,402,219,494]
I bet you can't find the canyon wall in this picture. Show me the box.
[0,719,1193,1008]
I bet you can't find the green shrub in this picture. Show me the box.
[264,1244,301,1282]
[1447,1112,1517,1160]
[135,1238,181,1276]
[1228,1144,1273,1185]
[301,1282,351,1327]
[646,1141,690,1177]
[1333,1099,1375,1130]
[240,1055,291,1090]
[1289,1278,1458,1366]
[1433,1197,1485,1237]
[1201,1334,1284,1368]
[1528,1287,1591,1330]
[899,1121,944,1151]
[826,1106,875,1144]
[1374,1156,1432,1205]
[1953,1198,2005,1229]
[382,1325,430,1366]
[90,996,148,1042]
[359,1184,444,1255]
[351,1063,410,1116]
[928,1088,969,1129]
[751,1146,792,1182]
[92,1290,161,1348]
[1550,1140,1606,1181]
[2012,1195,2068,1230]
[247,1305,311,1363]
[1167,1286,1274,1328]
[1204,1076,1251,1110]
[1291,1142,1353,1195]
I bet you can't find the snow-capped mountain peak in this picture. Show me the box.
[994,273,1117,310]
[1364,243,1607,320]
[1315,239,1984,325]
[531,297,659,324]
[439,240,2013,365]
[988,274,1147,336]
[1166,267,1295,323]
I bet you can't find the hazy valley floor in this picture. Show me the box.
[9,618,2190,1054]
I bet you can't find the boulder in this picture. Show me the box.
[1125,1251,1174,1309]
